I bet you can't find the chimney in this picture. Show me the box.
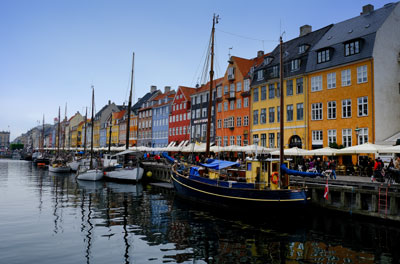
[164,86,171,93]
[257,50,264,58]
[108,100,111,105]
[150,85,157,92]
[361,4,374,15]
[299,25,312,37]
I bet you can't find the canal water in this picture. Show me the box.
[1,160,400,263]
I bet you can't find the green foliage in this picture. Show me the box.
[329,142,344,149]
[10,143,24,150]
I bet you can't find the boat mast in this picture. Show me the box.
[42,114,45,154]
[57,107,61,158]
[205,14,219,157]
[126,52,134,150]
[63,103,67,150]
[108,113,112,153]
[90,86,95,169]
[279,36,284,188]
[84,107,88,155]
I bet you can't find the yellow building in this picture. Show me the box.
[93,119,100,148]
[250,25,332,149]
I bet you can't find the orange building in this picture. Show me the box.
[215,53,265,148]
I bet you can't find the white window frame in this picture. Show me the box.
[357,96,368,117]
[327,101,336,119]
[236,98,241,109]
[328,129,337,145]
[311,103,323,120]
[357,65,368,84]
[341,69,351,86]
[327,72,336,89]
[311,75,322,92]
[342,99,352,118]
[243,98,249,108]
[312,130,323,145]
[342,128,352,147]
[358,128,368,145]
[243,116,249,126]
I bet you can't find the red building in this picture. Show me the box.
[168,86,196,145]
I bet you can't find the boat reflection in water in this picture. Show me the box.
[6,160,398,263]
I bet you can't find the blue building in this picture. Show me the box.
[151,86,175,148]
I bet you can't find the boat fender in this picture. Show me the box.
[271,172,279,185]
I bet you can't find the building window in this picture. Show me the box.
[230,136,235,146]
[291,59,300,71]
[228,67,235,79]
[269,107,275,123]
[230,100,235,110]
[276,83,281,97]
[223,136,228,146]
[312,130,323,145]
[261,86,267,100]
[253,87,259,102]
[341,69,351,86]
[223,101,228,111]
[268,84,275,99]
[236,81,242,92]
[327,72,336,89]
[237,116,241,127]
[311,103,323,120]
[217,119,221,128]
[287,104,293,121]
[196,95,201,104]
[287,80,293,96]
[327,101,337,119]
[243,116,249,126]
[342,99,352,118]
[196,109,201,119]
[244,79,250,92]
[257,70,263,81]
[357,65,367,83]
[217,103,222,112]
[277,132,280,148]
[277,106,280,123]
[298,45,307,54]
[328,129,337,145]
[253,134,259,145]
[237,135,242,146]
[344,40,360,56]
[271,65,279,78]
[236,99,241,109]
[253,110,259,125]
[296,78,303,94]
[217,86,222,98]
[268,133,275,148]
[260,134,267,147]
[317,49,330,63]
[358,128,368,145]
[260,108,266,124]
[311,75,322,92]
[216,136,221,146]
[244,98,249,108]
[358,96,368,117]
[297,103,303,120]
[342,128,352,147]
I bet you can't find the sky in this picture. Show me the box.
[0,0,389,141]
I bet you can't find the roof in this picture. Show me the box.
[112,109,126,120]
[306,2,397,72]
[252,24,332,86]
[178,86,197,100]
[192,77,224,95]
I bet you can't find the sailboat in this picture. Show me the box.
[103,52,144,182]
[33,115,50,166]
[49,107,70,173]
[170,16,320,210]
[77,86,103,181]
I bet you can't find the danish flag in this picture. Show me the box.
[324,178,329,200]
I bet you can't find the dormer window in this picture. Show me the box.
[228,67,235,80]
[257,70,263,81]
[264,56,273,65]
[158,99,161,105]
[291,59,300,71]
[317,48,331,63]
[344,40,360,56]
[298,45,308,54]
[271,66,279,78]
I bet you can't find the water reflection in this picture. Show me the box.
[2,160,400,263]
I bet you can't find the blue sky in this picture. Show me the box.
[0,0,387,140]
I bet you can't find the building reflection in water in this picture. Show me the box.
[34,170,400,263]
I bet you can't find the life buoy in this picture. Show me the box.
[271,172,279,184]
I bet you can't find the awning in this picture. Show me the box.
[199,159,240,170]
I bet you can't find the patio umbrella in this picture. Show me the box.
[307,147,339,156]
[378,145,400,153]
[336,143,388,154]
[271,147,310,156]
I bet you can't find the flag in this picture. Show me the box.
[324,178,329,200]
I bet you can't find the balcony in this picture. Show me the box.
[225,92,236,100]
[241,90,250,97]
[227,73,235,81]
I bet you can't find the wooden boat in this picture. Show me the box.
[77,86,103,181]
[170,16,319,210]
[49,107,70,173]
[103,53,144,183]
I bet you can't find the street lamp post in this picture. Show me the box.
[355,126,360,145]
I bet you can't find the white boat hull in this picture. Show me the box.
[48,165,71,173]
[77,169,103,181]
[104,167,144,182]
[68,159,97,172]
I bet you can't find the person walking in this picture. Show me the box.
[329,159,337,180]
